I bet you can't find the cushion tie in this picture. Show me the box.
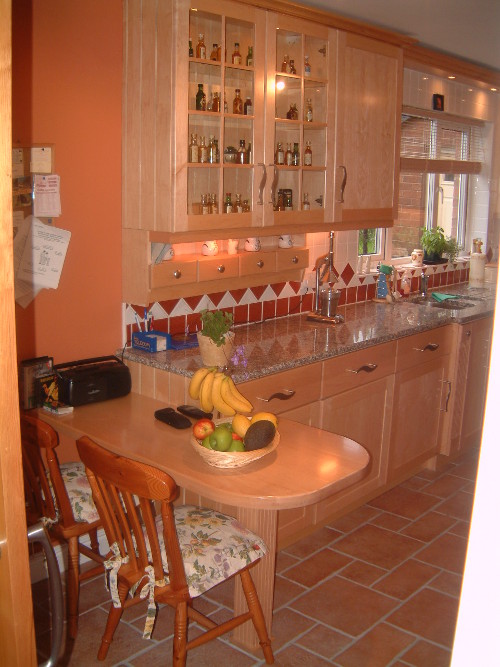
[130,565,167,639]
[104,542,129,608]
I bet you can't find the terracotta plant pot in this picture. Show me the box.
[196,331,235,367]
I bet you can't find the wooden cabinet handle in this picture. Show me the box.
[217,265,225,273]
[256,389,295,403]
[346,363,377,374]
[257,260,264,268]
[412,343,439,352]
[173,270,182,279]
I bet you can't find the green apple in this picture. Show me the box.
[211,425,233,452]
[228,439,245,452]
[201,434,213,449]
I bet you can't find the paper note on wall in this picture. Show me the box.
[16,217,71,291]
[33,174,61,217]
[30,147,52,174]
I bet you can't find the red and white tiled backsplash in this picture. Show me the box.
[125,260,470,338]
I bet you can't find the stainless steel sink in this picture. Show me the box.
[409,296,474,310]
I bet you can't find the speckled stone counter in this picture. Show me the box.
[121,284,496,383]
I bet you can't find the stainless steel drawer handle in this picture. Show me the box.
[257,260,264,268]
[217,265,225,273]
[292,255,299,264]
[346,363,378,374]
[257,389,296,402]
[173,269,182,279]
[412,343,439,352]
[441,379,452,412]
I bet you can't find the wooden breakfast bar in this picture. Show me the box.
[39,392,370,651]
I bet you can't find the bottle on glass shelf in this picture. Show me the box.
[210,193,218,214]
[212,92,220,112]
[281,54,289,73]
[206,93,213,111]
[189,38,193,58]
[305,98,313,122]
[195,83,206,110]
[242,199,250,213]
[302,192,311,210]
[244,97,253,115]
[235,193,243,213]
[275,142,284,165]
[189,134,199,163]
[288,59,296,74]
[196,34,206,59]
[208,136,217,164]
[199,136,208,163]
[232,42,242,65]
[292,142,300,166]
[304,55,311,77]
[233,89,243,114]
[201,194,210,215]
[246,46,253,66]
[304,141,312,166]
[224,193,233,214]
[286,103,298,120]
[285,143,293,166]
[224,94,228,113]
[285,193,293,211]
[210,43,218,61]
[237,139,247,164]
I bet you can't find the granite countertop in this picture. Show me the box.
[121,284,496,383]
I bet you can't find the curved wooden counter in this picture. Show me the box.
[39,392,369,650]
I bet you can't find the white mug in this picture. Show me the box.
[279,234,293,248]
[227,238,239,255]
[411,248,423,267]
[201,240,219,256]
[245,237,261,252]
[163,244,175,261]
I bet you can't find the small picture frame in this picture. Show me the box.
[432,94,444,111]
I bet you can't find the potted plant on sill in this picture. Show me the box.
[197,309,235,367]
[420,226,461,264]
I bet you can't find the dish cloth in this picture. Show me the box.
[431,293,458,303]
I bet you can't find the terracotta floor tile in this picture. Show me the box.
[368,486,440,519]
[423,474,469,498]
[275,550,300,573]
[401,511,457,542]
[282,526,340,559]
[399,639,452,667]
[417,533,468,575]
[296,622,352,659]
[78,575,113,614]
[435,491,474,522]
[387,588,459,647]
[447,519,471,539]
[273,574,307,610]
[274,642,338,666]
[291,576,398,636]
[340,560,387,586]
[429,571,463,598]
[327,505,381,533]
[333,524,422,570]
[283,548,351,588]
[373,559,440,600]
[449,458,479,481]
[334,622,415,667]
[400,475,430,491]
[269,608,316,650]
[370,512,411,532]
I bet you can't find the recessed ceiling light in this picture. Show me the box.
[448,76,455,80]
[491,87,498,92]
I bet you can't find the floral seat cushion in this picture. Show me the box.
[59,461,100,524]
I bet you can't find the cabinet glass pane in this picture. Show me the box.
[189,11,222,61]
[225,19,255,66]
[304,35,328,80]
[223,168,253,212]
[187,168,220,215]
[275,31,302,74]
[188,62,222,111]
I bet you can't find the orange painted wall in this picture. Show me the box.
[13,1,123,365]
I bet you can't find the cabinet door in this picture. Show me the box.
[334,32,402,226]
[315,375,393,522]
[173,0,267,233]
[264,15,336,227]
[389,355,450,482]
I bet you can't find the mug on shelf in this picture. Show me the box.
[278,234,293,248]
[245,237,261,252]
[411,248,424,266]
[201,240,219,256]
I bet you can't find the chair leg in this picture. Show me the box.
[67,536,81,639]
[172,601,188,667]
[97,581,129,661]
[240,569,274,664]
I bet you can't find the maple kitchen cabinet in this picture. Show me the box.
[333,32,402,228]
[388,326,453,483]
[443,317,493,458]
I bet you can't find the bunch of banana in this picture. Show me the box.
[188,367,253,416]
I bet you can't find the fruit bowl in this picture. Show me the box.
[190,428,279,469]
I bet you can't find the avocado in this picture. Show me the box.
[244,420,276,451]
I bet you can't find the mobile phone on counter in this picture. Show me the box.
[177,405,213,421]
[154,407,191,429]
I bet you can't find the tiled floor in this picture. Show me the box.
[32,448,478,666]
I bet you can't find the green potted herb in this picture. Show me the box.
[197,309,235,366]
[420,226,461,264]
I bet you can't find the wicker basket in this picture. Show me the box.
[191,430,279,469]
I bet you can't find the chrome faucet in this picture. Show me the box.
[420,271,429,297]
[313,231,339,313]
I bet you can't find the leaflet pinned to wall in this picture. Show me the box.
[14,216,71,307]
[33,174,61,217]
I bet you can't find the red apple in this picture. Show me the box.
[231,432,242,441]
[193,419,215,440]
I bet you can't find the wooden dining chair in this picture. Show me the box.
[21,413,105,638]
[76,435,274,666]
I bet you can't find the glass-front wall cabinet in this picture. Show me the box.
[173,1,335,234]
